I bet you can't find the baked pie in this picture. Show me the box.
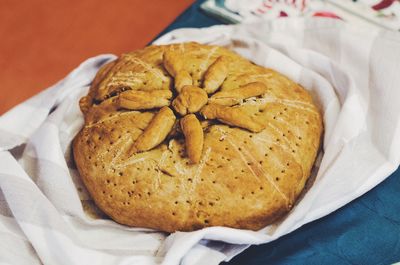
[73,42,323,232]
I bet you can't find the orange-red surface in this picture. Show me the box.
[0,0,193,114]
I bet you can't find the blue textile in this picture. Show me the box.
[161,1,400,264]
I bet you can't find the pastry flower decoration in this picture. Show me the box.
[113,49,269,164]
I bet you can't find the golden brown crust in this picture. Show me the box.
[73,42,323,232]
[209,82,268,106]
[180,114,204,164]
[118,90,172,110]
[131,106,176,153]
[203,56,229,94]
[172,86,208,116]
[201,104,265,133]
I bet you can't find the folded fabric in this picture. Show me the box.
[1,18,400,265]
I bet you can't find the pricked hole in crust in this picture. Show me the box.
[204,219,209,224]
[118,172,123,176]
[212,180,216,184]
[269,147,273,151]
[284,108,288,111]
[234,176,239,180]
[102,191,106,194]
[276,138,280,142]
[264,153,268,157]
[281,170,286,173]
[225,147,229,151]
[174,201,178,205]
[172,212,176,216]
[209,202,214,206]
[186,200,191,204]
[292,149,296,153]
[147,192,151,196]
[305,121,310,125]
[298,136,302,140]
[249,135,253,138]
[275,177,280,181]
[259,161,263,165]
[259,186,264,190]
[106,179,111,184]
[238,147,242,151]
[287,162,290,166]
[187,178,193,182]
[251,191,255,195]
[241,169,245,173]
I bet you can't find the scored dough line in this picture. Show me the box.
[200,46,219,73]
[266,122,296,151]
[85,112,139,128]
[153,149,170,190]
[219,129,289,203]
[130,57,169,82]
[189,147,212,198]
[256,96,319,115]
[253,135,296,162]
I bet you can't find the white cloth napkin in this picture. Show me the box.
[1,18,400,265]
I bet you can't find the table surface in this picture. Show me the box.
[165,1,400,265]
